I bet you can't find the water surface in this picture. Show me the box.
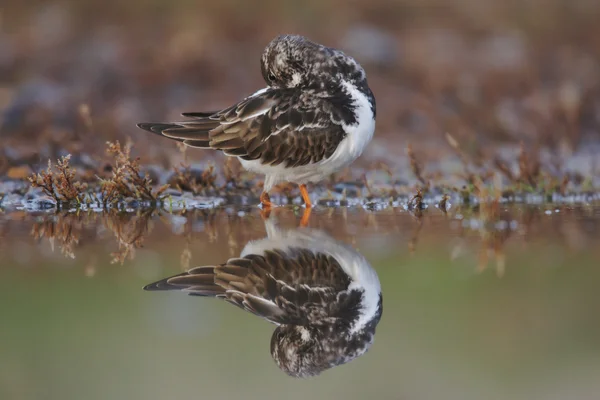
[1,205,600,400]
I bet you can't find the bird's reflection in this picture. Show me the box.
[144,216,383,377]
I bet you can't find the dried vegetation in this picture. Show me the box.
[24,141,222,210]
[99,141,169,207]
[28,155,88,207]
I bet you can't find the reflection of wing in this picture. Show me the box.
[144,247,361,326]
[136,88,347,168]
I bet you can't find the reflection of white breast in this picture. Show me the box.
[242,221,381,334]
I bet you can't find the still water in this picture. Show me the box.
[1,205,599,400]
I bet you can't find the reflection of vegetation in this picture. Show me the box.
[448,203,515,277]
[16,205,599,275]
[24,208,223,266]
[28,210,158,263]
[31,213,90,259]
[476,228,511,277]
[0,213,9,255]
[408,213,423,255]
[103,210,156,264]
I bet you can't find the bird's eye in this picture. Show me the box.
[268,73,276,82]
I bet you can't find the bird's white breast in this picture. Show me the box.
[333,80,376,164]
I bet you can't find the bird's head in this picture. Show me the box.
[260,34,366,89]
[270,323,376,378]
[270,325,328,378]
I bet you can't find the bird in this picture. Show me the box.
[144,216,383,378]
[137,34,376,209]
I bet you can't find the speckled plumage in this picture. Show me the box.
[144,219,383,377]
[137,35,376,205]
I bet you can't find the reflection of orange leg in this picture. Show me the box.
[299,207,312,227]
[259,191,273,208]
[260,208,271,220]
[299,184,312,208]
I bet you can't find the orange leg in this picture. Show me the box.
[299,184,312,208]
[299,207,312,227]
[259,191,273,208]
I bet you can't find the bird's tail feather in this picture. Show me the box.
[137,122,213,148]
[137,123,181,137]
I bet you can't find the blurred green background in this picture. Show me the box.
[1,207,600,399]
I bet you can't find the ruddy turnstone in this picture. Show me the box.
[144,217,383,377]
[137,34,376,208]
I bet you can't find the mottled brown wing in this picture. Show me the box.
[218,248,354,325]
[144,247,353,325]
[137,88,347,168]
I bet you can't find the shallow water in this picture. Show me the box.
[1,205,600,400]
